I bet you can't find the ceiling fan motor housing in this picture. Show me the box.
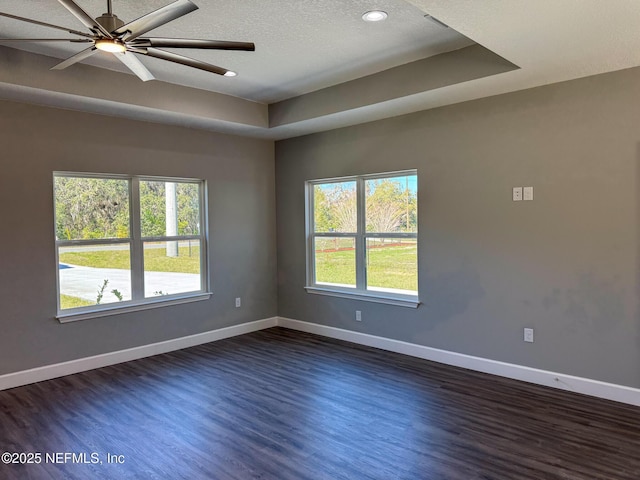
[96,13,124,33]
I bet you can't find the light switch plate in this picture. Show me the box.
[523,186,534,201]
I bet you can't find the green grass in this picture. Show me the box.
[316,243,417,292]
[60,294,94,310]
[60,242,415,293]
[59,244,200,274]
[315,249,356,286]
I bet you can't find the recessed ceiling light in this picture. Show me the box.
[362,10,388,22]
[224,71,237,77]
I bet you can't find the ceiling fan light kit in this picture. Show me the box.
[95,39,125,53]
[0,0,255,81]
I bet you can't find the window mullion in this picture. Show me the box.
[356,177,366,290]
[130,177,144,300]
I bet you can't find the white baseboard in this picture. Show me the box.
[4,315,639,408]
[277,317,640,407]
[0,317,278,392]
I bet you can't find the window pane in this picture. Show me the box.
[314,237,356,288]
[365,175,417,233]
[366,238,417,295]
[313,181,357,233]
[58,244,132,309]
[54,176,129,240]
[144,240,202,298]
[140,181,201,238]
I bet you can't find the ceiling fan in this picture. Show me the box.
[0,0,255,81]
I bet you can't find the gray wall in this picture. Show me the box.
[0,100,277,375]
[276,66,640,389]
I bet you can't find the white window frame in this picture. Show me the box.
[305,170,419,308]
[54,172,210,323]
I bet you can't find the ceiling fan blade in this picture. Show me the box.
[57,0,112,38]
[0,38,92,43]
[51,46,98,70]
[114,0,198,42]
[0,11,93,38]
[115,51,155,82]
[142,47,230,76]
[130,38,255,51]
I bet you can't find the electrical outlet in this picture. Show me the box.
[235,297,241,308]
[524,327,534,343]
[355,310,362,322]
[513,187,523,201]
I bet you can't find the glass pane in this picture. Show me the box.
[140,181,201,238]
[54,176,129,240]
[58,244,132,309]
[144,240,202,298]
[365,174,417,233]
[366,238,417,295]
[314,237,356,288]
[313,181,357,233]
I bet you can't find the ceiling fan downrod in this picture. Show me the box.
[95,0,123,32]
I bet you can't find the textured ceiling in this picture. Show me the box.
[0,0,472,103]
[2,1,640,140]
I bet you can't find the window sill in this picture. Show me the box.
[305,286,420,308]
[57,292,212,323]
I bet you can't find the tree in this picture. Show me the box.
[54,177,129,240]
[366,178,417,233]
[176,183,200,235]
[139,181,201,238]
[331,185,357,232]
[313,186,332,232]
[313,182,357,233]
[140,181,166,237]
[55,178,201,242]
[313,178,416,235]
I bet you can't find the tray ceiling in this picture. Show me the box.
[2,1,640,140]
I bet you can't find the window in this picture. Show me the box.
[54,173,208,321]
[306,171,418,307]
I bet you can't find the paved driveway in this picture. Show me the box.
[59,263,201,304]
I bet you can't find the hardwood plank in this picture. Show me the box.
[0,327,639,479]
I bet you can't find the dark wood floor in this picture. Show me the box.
[1,327,639,479]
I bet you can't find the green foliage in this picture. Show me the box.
[55,177,129,240]
[176,183,200,235]
[55,177,200,241]
[140,181,166,237]
[140,181,200,237]
[96,279,109,305]
[111,288,123,301]
[313,187,333,232]
[314,182,357,232]
[365,177,417,233]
